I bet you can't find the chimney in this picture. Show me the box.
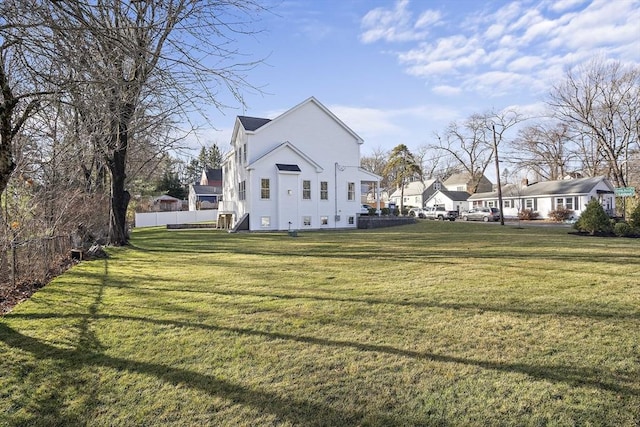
[521,178,529,187]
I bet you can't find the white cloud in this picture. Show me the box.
[548,0,589,13]
[364,0,639,101]
[432,85,462,96]
[360,0,438,43]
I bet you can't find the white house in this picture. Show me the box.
[389,179,442,209]
[219,97,381,231]
[468,176,616,219]
[424,190,471,213]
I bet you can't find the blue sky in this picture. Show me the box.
[185,0,640,160]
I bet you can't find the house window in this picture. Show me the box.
[303,180,311,200]
[237,146,242,164]
[261,178,270,199]
[487,200,495,207]
[320,216,329,225]
[238,181,246,201]
[525,199,534,209]
[557,197,573,210]
[261,216,270,227]
[243,143,247,163]
[303,216,311,226]
[348,216,354,225]
[347,182,355,201]
[320,181,328,200]
[503,200,512,208]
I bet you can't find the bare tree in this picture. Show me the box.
[548,58,640,187]
[0,1,47,198]
[360,146,390,189]
[433,109,521,193]
[510,122,576,181]
[27,0,266,245]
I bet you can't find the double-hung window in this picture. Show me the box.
[320,181,328,200]
[347,182,355,201]
[302,180,311,200]
[238,181,246,200]
[261,179,270,199]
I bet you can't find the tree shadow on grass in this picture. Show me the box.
[5,311,638,399]
[0,322,405,426]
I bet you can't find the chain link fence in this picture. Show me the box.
[0,235,73,290]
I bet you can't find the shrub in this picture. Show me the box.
[380,208,391,216]
[518,209,539,220]
[548,207,574,222]
[628,199,640,228]
[575,199,613,235]
[614,222,634,237]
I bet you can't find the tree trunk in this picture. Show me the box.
[107,123,131,246]
[108,153,130,246]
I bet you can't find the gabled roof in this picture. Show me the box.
[238,116,271,131]
[389,179,438,198]
[521,176,613,196]
[247,141,324,173]
[468,176,614,199]
[234,97,363,144]
[191,185,220,195]
[440,190,471,201]
[203,167,222,181]
[425,190,470,204]
[154,195,181,202]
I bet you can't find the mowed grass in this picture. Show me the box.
[1,221,638,426]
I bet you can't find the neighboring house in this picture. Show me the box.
[152,195,182,212]
[189,167,223,211]
[389,179,442,208]
[424,190,471,213]
[219,97,381,231]
[443,173,493,194]
[189,185,220,211]
[200,167,223,187]
[468,176,616,219]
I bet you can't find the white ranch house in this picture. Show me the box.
[424,190,471,213]
[389,179,442,209]
[468,176,616,219]
[219,97,381,231]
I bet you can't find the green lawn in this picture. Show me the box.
[1,221,639,426]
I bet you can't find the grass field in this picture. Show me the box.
[1,221,638,426]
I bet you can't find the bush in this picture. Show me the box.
[518,209,540,220]
[548,207,574,222]
[380,208,391,216]
[614,222,634,237]
[575,199,613,235]
[628,199,640,228]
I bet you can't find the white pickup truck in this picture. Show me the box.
[423,206,458,221]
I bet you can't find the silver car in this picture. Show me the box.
[461,207,501,222]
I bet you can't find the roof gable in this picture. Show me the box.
[237,97,363,144]
[248,141,324,173]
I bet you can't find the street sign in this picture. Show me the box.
[615,187,636,197]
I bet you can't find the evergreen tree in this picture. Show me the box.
[157,171,187,199]
[383,144,422,215]
[575,199,613,235]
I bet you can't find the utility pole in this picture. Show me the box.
[492,123,505,226]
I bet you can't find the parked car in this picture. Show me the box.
[423,206,457,221]
[461,207,501,222]
[408,208,425,218]
[360,204,372,215]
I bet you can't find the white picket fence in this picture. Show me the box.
[134,210,218,228]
